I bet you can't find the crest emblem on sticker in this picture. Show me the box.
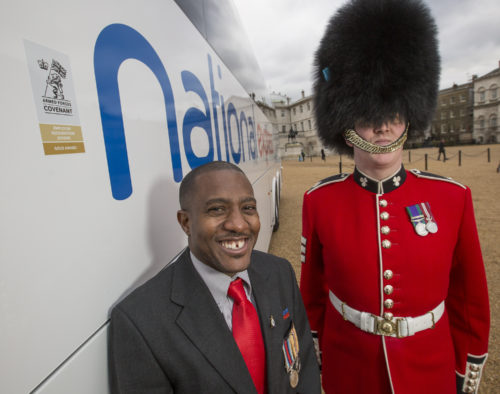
[24,40,85,155]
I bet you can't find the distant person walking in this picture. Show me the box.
[438,139,447,161]
[321,149,326,161]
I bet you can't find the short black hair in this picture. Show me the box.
[179,161,245,210]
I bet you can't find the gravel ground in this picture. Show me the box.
[268,144,500,393]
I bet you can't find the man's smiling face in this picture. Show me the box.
[177,169,260,276]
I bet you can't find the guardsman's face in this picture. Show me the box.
[352,117,406,169]
[177,170,260,276]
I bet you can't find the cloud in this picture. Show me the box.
[234,0,500,101]
[234,0,339,100]
[429,0,500,86]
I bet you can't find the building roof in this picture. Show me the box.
[474,67,500,82]
[439,82,472,95]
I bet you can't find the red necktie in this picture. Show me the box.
[228,278,266,394]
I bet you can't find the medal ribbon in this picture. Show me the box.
[420,202,432,222]
[420,202,438,233]
[406,204,430,236]
[282,325,300,371]
[283,338,294,370]
[406,204,426,226]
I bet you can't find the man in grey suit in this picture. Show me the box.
[109,161,321,393]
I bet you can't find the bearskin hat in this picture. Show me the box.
[313,0,440,155]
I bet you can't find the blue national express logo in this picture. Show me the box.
[94,24,273,201]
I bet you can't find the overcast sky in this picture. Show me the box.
[233,0,500,102]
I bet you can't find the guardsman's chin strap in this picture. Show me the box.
[343,123,409,154]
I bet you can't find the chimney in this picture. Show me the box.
[287,97,290,105]
[301,90,305,98]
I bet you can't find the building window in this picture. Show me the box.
[282,125,286,133]
[307,102,311,111]
[460,109,466,117]
[293,108,296,115]
[450,110,455,118]
[441,124,447,133]
[308,119,312,130]
[490,114,497,129]
[490,85,498,100]
[478,116,485,129]
[441,112,447,120]
[300,105,303,113]
[460,93,466,102]
[281,110,285,117]
[478,88,485,102]
[294,123,297,131]
[441,99,447,106]
[461,123,466,131]
[301,121,304,131]
[450,96,456,104]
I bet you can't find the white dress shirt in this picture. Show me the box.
[190,252,255,331]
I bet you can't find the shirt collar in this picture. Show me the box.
[190,251,252,303]
[353,165,406,194]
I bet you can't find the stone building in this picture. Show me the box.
[256,62,500,158]
[431,82,474,144]
[472,63,500,143]
[261,91,327,160]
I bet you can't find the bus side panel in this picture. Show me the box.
[0,1,279,392]
[34,327,109,394]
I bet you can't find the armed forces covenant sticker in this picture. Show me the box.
[24,40,85,155]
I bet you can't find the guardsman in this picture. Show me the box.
[299,1,490,393]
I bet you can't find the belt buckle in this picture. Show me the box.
[374,316,403,338]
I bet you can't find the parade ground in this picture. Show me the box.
[269,144,500,393]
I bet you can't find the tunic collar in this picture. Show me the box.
[353,165,406,194]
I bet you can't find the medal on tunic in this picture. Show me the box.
[406,204,429,236]
[282,323,301,388]
[415,221,428,236]
[420,202,438,234]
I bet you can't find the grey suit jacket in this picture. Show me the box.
[109,248,321,393]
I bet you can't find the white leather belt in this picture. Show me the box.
[329,290,445,338]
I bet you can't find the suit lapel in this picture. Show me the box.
[170,250,257,394]
[249,257,284,394]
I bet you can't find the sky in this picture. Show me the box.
[233,0,500,102]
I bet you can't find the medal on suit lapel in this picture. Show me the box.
[289,370,299,388]
[282,323,301,388]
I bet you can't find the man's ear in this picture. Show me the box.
[177,210,191,236]
[345,138,353,148]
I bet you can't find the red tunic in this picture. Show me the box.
[300,167,489,394]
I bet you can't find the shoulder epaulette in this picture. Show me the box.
[409,169,466,189]
[307,173,349,194]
